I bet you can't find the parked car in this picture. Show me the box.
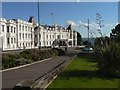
[82,47,93,53]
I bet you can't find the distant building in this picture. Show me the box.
[0,17,77,51]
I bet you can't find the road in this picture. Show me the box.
[2,48,80,89]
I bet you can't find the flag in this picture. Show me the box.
[51,12,53,15]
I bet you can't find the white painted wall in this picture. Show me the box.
[0,17,77,51]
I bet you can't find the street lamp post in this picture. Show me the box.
[38,1,41,50]
[2,38,3,52]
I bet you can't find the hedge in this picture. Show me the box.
[2,48,65,69]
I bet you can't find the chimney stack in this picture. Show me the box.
[28,16,36,26]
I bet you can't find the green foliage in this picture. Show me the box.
[16,58,32,65]
[2,54,17,69]
[2,48,65,69]
[98,44,120,77]
[52,48,65,56]
[94,36,110,51]
[95,24,120,78]
[48,55,119,88]
[110,24,120,44]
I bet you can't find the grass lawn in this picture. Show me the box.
[47,53,120,89]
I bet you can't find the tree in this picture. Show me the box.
[77,31,82,45]
[83,41,92,47]
[94,36,110,50]
[96,13,104,37]
[95,13,104,50]
[110,24,120,44]
[98,44,120,77]
[97,24,120,77]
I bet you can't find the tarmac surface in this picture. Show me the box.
[2,48,80,89]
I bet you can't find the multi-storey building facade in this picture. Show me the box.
[14,19,34,49]
[0,17,77,51]
[0,18,17,50]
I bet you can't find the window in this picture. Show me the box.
[28,34,29,38]
[20,43,21,47]
[7,38,10,44]
[35,43,37,46]
[7,26,9,33]
[25,34,27,38]
[47,35,48,39]
[19,25,21,30]
[2,25,4,32]
[28,27,30,31]
[23,33,24,39]
[11,26,13,33]
[50,35,51,39]
[31,34,33,39]
[53,35,54,38]
[19,33,21,39]
[14,27,15,33]
[14,38,16,43]
[57,35,60,39]
[25,26,27,31]
[11,38,13,44]
[35,35,37,38]
[22,26,24,31]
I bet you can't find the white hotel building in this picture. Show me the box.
[0,17,77,51]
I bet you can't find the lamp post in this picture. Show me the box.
[38,1,41,50]
[2,38,3,52]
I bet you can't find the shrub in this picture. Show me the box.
[2,54,17,69]
[19,50,32,60]
[51,48,65,56]
[52,48,65,56]
[39,51,48,60]
[98,44,120,77]
[16,58,32,65]
[31,52,41,61]
[2,48,65,69]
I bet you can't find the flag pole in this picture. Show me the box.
[87,19,90,53]
[51,12,53,25]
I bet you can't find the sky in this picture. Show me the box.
[2,2,118,38]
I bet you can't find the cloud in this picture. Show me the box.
[67,20,114,37]
[78,21,100,30]
[67,20,79,29]
[67,20,76,26]
[104,24,113,27]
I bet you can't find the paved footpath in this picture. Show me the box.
[2,48,80,89]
